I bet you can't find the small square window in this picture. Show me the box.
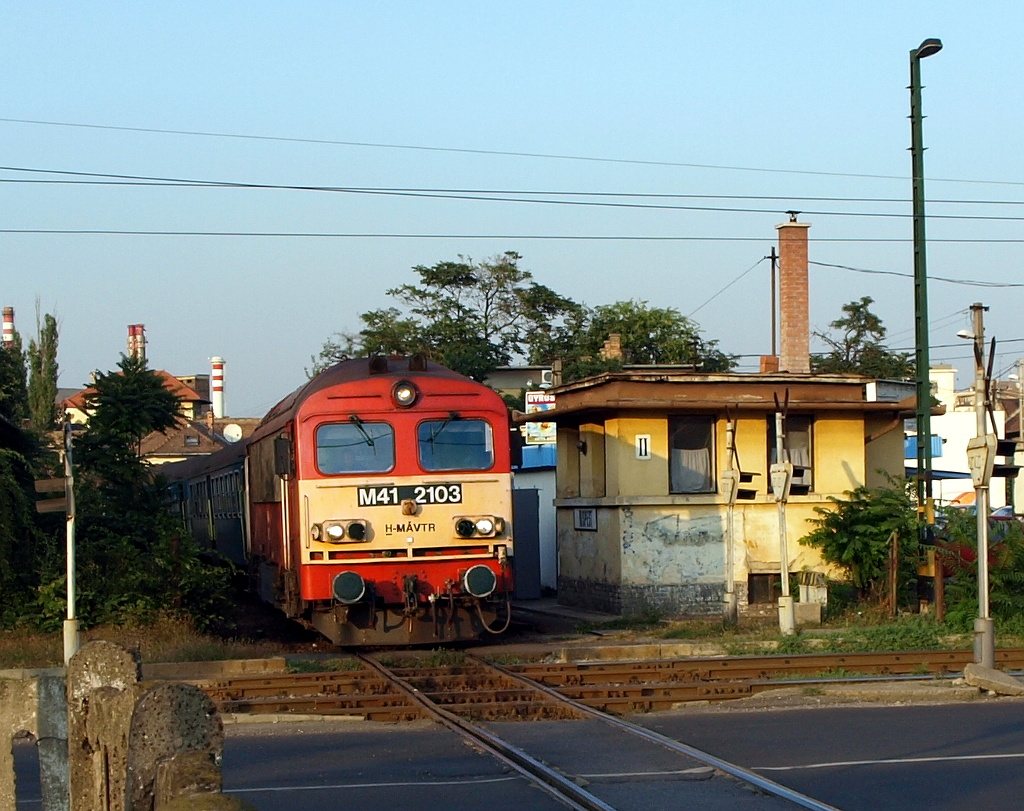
[184,435,200,447]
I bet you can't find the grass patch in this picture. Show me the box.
[377,649,468,669]
[0,614,291,669]
[576,610,666,634]
[288,657,360,673]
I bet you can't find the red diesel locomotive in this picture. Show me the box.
[173,355,516,645]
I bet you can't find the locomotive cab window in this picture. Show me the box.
[316,420,395,474]
[418,418,494,471]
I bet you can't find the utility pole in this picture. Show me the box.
[721,417,739,626]
[910,38,942,542]
[966,302,994,668]
[770,403,795,636]
[63,419,79,664]
[769,247,778,358]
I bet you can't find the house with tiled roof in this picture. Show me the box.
[61,370,208,424]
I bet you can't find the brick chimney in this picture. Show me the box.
[775,216,811,373]
[600,333,623,361]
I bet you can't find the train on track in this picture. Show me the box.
[165,355,515,645]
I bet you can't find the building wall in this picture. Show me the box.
[555,409,876,616]
[865,414,907,489]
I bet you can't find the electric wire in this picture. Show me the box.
[10,228,1024,243]
[3,115,1024,187]
[686,258,766,317]
[3,174,1024,208]
[4,165,1024,222]
[810,261,1024,289]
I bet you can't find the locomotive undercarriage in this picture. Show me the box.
[255,556,510,646]
[309,598,501,646]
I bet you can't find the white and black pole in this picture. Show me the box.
[63,419,79,664]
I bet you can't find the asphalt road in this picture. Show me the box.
[220,719,799,811]
[641,699,1024,811]
[13,699,1024,810]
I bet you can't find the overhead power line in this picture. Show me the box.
[6,228,1024,245]
[3,174,1024,207]
[4,165,1024,222]
[4,116,1024,187]
[810,261,1024,289]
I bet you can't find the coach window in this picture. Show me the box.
[418,418,494,471]
[316,421,395,474]
[669,415,715,494]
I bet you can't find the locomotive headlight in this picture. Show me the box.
[310,524,322,541]
[347,520,366,541]
[392,380,419,408]
[455,519,476,538]
[325,522,346,542]
[474,517,495,535]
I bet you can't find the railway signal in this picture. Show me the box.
[34,420,79,663]
[34,476,69,513]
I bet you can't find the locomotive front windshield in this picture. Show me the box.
[418,418,494,471]
[316,421,395,474]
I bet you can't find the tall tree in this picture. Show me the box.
[0,330,28,425]
[61,354,229,628]
[811,297,913,378]
[313,252,579,381]
[532,300,736,381]
[27,311,59,433]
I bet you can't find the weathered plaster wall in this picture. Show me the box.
[814,415,866,493]
[557,509,621,584]
[619,506,724,586]
[556,426,580,499]
[578,423,606,498]
[865,414,906,490]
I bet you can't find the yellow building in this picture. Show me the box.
[527,370,910,617]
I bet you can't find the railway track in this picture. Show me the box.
[200,651,847,810]
[192,647,1024,720]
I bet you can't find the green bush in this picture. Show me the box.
[937,506,1024,633]
[799,481,919,603]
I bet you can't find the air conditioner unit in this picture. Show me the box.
[540,369,554,387]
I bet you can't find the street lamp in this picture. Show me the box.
[910,38,942,536]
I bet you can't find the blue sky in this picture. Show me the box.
[2,2,1023,415]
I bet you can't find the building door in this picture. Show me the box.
[512,488,542,599]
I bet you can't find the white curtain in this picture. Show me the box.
[671,448,712,492]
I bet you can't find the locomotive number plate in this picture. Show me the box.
[357,483,463,507]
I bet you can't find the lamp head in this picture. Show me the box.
[914,38,943,59]
[956,329,974,340]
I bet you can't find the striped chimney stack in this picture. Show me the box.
[775,215,812,374]
[127,324,147,361]
[2,307,13,348]
[210,357,225,418]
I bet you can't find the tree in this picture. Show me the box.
[27,310,59,433]
[0,330,28,425]
[312,253,580,381]
[811,297,913,378]
[60,354,229,628]
[531,300,736,381]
